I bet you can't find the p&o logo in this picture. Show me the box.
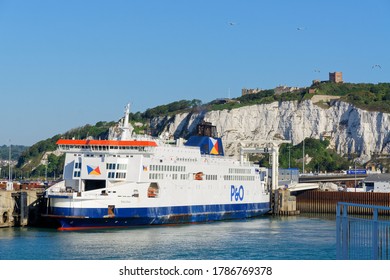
[230,185,244,201]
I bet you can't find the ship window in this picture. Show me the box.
[117,164,127,170]
[116,172,126,179]
[107,163,116,170]
[73,171,81,177]
[147,183,159,198]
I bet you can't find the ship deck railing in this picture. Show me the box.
[336,202,390,260]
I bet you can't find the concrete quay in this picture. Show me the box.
[272,188,301,216]
[0,189,45,228]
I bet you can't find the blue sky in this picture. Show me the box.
[0,0,389,146]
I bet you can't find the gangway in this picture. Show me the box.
[286,183,319,192]
[236,140,291,191]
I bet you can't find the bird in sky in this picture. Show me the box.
[296,27,306,31]
[228,22,236,26]
[372,64,382,69]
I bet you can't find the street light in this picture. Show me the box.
[354,158,359,192]
[301,101,306,174]
[45,162,50,183]
[288,145,291,169]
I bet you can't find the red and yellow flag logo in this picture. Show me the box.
[87,165,101,175]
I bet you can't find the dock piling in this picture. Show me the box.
[273,188,300,216]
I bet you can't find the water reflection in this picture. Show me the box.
[0,215,336,260]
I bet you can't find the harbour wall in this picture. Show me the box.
[0,189,45,228]
[296,190,390,215]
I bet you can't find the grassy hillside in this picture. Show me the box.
[205,83,390,113]
[0,145,28,161]
[128,82,390,119]
[313,82,390,112]
[252,138,352,173]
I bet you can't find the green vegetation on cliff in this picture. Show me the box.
[0,145,27,161]
[313,82,390,112]
[207,82,390,113]
[127,83,390,119]
[132,99,202,120]
[256,138,351,173]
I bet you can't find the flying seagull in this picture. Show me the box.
[372,64,382,69]
[228,22,237,26]
[296,27,306,31]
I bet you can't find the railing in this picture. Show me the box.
[336,202,390,260]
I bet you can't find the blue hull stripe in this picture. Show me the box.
[49,202,271,229]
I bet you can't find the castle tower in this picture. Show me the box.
[329,72,343,83]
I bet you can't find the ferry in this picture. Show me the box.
[44,104,271,230]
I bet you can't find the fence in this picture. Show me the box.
[336,202,390,260]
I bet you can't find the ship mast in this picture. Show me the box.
[120,103,134,140]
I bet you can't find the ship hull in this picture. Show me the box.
[46,202,271,230]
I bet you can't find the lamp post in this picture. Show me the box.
[45,162,49,183]
[352,158,361,192]
[354,159,357,192]
[302,102,306,174]
[288,145,291,169]
[8,142,11,182]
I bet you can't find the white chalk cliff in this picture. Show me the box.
[150,100,390,162]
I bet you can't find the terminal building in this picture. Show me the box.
[363,174,390,192]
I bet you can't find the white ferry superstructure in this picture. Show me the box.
[44,105,271,230]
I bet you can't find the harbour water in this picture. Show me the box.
[0,214,336,260]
